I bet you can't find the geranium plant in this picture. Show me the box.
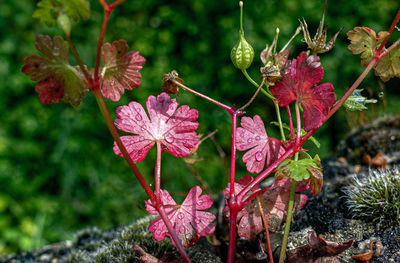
[21,0,400,262]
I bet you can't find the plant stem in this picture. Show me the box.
[241,69,286,142]
[278,179,297,263]
[155,141,162,203]
[241,69,274,100]
[172,80,233,113]
[238,79,265,112]
[94,9,111,87]
[377,8,400,54]
[227,205,239,263]
[157,205,192,263]
[93,90,155,202]
[154,142,191,263]
[257,196,274,263]
[65,34,92,83]
[295,102,301,147]
[286,105,294,141]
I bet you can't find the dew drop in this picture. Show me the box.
[39,62,47,69]
[177,212,184,219]
[255,136,261,141]
[135,114,142,121]
[195,218,202,224]
[247,138,253,143]
[165,133,174,143]
[167,195,173,201]
[197,200,203,205]
[255,151,263,162]
[53,47,60,56]
[156,230,162,236]
[180,226,186,233]
[378,92,384,98]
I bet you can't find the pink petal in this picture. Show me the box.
[236,115,285,173]
[181,186,213,210]
[113,136,154,163]
[115,101,151,136]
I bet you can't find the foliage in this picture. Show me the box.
[0,0,400,255]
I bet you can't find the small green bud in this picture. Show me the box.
[57,14,71,36]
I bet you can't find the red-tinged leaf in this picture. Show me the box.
[347,27,388,66]
[35,74,64,104]
[374,43,400,82]
[101,39,145,101]
[287,231,353,263]
[113,92,200,162]
[22,35,87,107]
[144,186,215,248]
[236,115,285,173]
[270,52,336,131]
[223,177,307,239]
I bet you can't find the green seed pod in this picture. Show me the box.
[57,14,71,37]
[231,33,254,70]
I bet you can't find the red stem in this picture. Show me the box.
[227,206,239,263]
[93,10,111,88]
[155,141,162,203]
[286,105,294,141]
[237,147,295,203]
[173,80,233,114]
[157,205,191,263]
[295,102,301,147]
[256,197,274,263]
[154,141,191,263]
[227,111,240,263]
[377,8,400,53]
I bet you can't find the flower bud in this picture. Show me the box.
[57,14,71,36]
[231,33,254,70]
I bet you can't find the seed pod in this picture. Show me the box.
[231,33,254,70]
[57,14,71,37]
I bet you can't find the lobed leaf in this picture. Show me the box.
[145,186,215,248]
[287,231,353,263]
[223,176,307,239]
[101,39,146,101]
[113,93,200,162]
[22,35,87,106]
[32,0,90,27]
[236,115,285,174]
[270,52,336,131]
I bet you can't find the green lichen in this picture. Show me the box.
[344,169,400,229]
[61,216,174,263]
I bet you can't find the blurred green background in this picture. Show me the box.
[0,0,399,254]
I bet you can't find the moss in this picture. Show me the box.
[344,169,400,229]
[61,216,174,263]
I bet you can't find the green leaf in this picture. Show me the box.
[32,0,90,28]
[60,0,90,22]
[276,158,319,181]
[343,89,377,111]
[22,35,87,107]
[32,0,57,27]
[270,121,321,148]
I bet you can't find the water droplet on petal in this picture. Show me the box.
[255,136,261,141]
[167,195,173,201]
[195,218,201,224]
[177,212,183,219]
[156,230,162,235]
[180,226,186,233]
[197,200,203,206]
[135,114,142,121]
[165,133,174,143]
[255,151,263,162]
[53,47,60,56]
[247,138,253,143]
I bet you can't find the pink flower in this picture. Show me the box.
[145,186,215,248]
[269,52,336,131]
[113,92,200,162]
